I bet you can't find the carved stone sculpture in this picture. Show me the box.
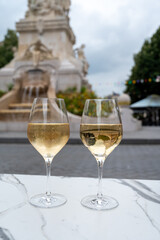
[21,40,54,66]
[75,44,89,76]
[26,0,71,17]
[61,0,71,15]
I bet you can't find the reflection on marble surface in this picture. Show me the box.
[0,174,159,240]
[0,227,15,240]
[117,179,160,235]
[119,179,160,203]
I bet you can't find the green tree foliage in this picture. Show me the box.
[0,90,6,98]
[0,29,18,68]
[125,27,160,103]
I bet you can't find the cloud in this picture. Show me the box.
[0,0,27,40]
[70,0,160,95]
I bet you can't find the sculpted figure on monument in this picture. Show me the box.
[75,44,89,76]
[51,0,64,16]
[28,0,43,11]
[26,0,69,17]
[61,0,71,15]
[26,0,48,16]
[21,40,54,66]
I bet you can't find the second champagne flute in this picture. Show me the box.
[27,98,69,208]
[80,99,123,210]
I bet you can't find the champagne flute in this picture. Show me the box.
[80,99,123,210]
[27,98,70,208]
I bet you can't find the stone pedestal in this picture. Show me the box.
[120,107,142,132]
[16,16,75,61]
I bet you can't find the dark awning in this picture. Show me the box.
[131,95,160,108]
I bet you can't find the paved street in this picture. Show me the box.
[0,143,159,180]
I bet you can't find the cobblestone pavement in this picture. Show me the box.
[0,143,159,180]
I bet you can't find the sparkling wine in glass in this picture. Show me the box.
[27,98,70,208]
[80,99,123,210]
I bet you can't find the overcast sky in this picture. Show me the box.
[0,0,160,96]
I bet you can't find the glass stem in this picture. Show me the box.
[96,158,104,199]
[44,157,53,197]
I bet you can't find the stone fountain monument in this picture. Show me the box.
[0,0,89,131]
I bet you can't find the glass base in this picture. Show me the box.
[30,193,67,208]
[81,195,119,210]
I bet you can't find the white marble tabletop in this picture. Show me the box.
[0,174,159,240]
